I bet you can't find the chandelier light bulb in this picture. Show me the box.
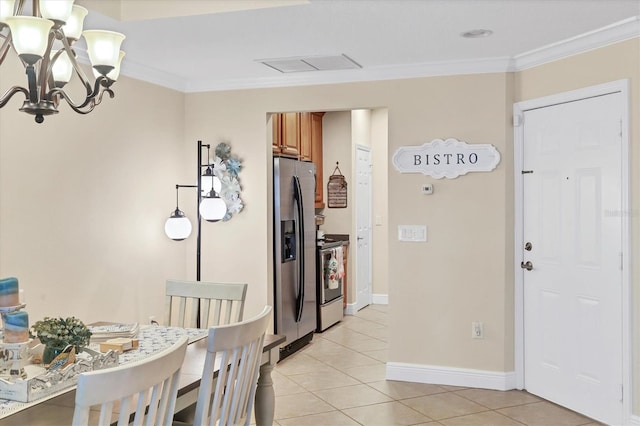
[63,5,88,41]
[0,0,16,24]
[199,196,227,222]
[5,16,54,64]
[164,210,192,241]
[38,0,74,25]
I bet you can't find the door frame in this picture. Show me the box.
[513,79,631,421]
[354,144,373,312]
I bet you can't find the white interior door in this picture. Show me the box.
[355,145,372,311]
[522,93,623,425]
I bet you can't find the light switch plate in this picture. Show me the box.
[398,225,427,242]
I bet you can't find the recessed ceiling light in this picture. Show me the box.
[461,29,493,38]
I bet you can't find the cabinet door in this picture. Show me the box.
[311,112,325,208]
[272,113,282,154]
[280,113,300,158]
[299,112,312,161]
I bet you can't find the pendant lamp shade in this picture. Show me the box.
[199,196,227,222]
[5,16,54,64]
[51,50,73,85]
[64,5,88,40]
[0,0,16,23]
[83,29,125,75]
[164,209,192,241]
[38,0,74,24]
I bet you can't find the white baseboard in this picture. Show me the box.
[630,414,640,425]
[386,362,517,391]
[344,294,388,316]
[372,294,389,305]
[344,303,357,316]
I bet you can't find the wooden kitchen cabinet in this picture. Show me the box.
[310,112,325,208]
[272,112,301,158]
[299,112,312,161]
[273,112,325,207]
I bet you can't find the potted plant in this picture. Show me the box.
[31,316,92,365]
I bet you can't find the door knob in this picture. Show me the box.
[520,261,533,271]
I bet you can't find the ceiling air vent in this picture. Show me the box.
[258,54,361,73]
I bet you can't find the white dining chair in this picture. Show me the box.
[165,280,248,328]
[191,305,272,426]
[72,335,189,426]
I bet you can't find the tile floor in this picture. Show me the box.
[269,304,600,426]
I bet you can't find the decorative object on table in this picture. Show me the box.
[0,0,127,123]
[0,277,31,379]
[0,347,119,402]
[87,322,139,343]
[46,345,76,371]
[0,277,20,308]
[164,140,243,328]
[2,311,29,343]
[31,316,92,366]
[99,338,139,353]
[327,162,348,208]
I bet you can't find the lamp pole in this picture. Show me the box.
[165,140,227,329]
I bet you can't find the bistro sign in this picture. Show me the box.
[392,138,501,179]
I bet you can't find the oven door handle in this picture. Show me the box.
[293,175,305,323]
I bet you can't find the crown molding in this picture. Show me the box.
[513,16,640,70]
[183,56,514,93]
[115,16,639,93]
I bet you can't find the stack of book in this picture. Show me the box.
[88,323,140,343]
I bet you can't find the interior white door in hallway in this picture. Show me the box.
[521,92,624,425]
[355,145,372,311]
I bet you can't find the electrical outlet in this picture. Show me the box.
[472,321,484,339]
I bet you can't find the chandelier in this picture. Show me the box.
[0,0,125,123]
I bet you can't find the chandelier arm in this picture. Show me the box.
[49,86,114,115]
[37,31,57,102]
[0,86,28,108]
[60,36,94,94]
[48,75,111,111]
[25,65,39,104]
[0,32,12,65]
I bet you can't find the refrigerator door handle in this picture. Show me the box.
[293,175,305,323]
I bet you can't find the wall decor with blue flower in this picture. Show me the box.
[212,142,243,221]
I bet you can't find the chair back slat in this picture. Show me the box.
[72,336,188,426]
[165,280,248,328]
[193,306,272,426]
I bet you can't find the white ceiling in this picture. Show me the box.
[80,0,640,93]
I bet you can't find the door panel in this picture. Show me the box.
[522,93,622,424]
[355,146,372,311]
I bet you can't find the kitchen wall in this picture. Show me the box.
[320,111,352,235]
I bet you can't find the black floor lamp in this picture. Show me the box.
[164,140,227,327]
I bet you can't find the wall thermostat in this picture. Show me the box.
[421,184,434,195]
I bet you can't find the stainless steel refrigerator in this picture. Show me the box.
[273,157,317,360]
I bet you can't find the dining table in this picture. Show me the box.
[0,325,285,425]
